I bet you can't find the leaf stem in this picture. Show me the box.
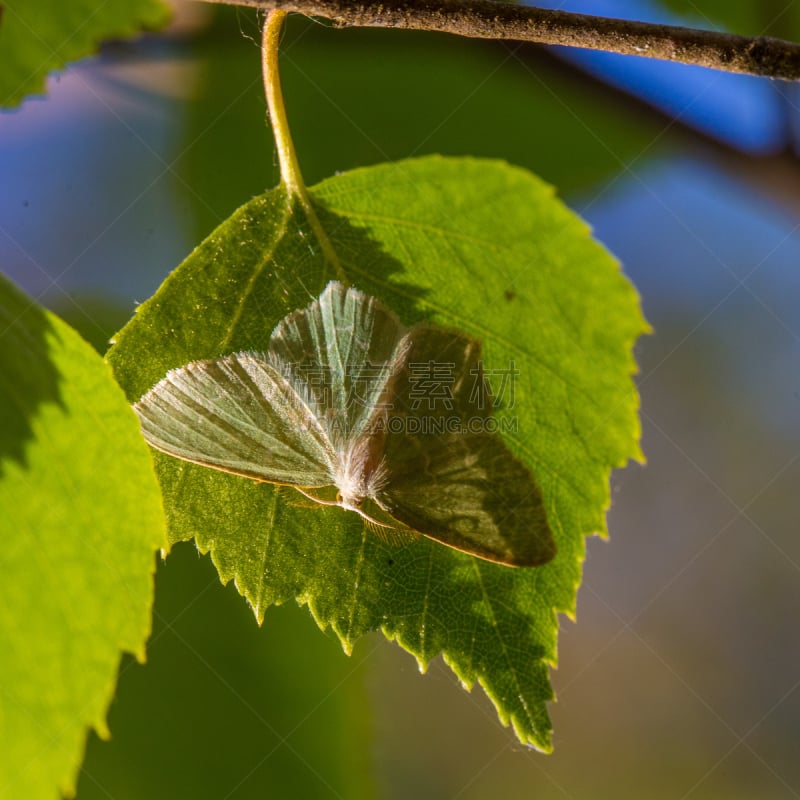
[261,11,345,279]
[262,11,304,197]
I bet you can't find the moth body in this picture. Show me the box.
[333,437,388,511]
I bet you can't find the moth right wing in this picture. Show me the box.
[133,353,336,487]
[374,325,556,568]
[376,430,556,567]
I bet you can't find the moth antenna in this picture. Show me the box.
[294,486,340,507]
[367,523,419,549]
[275,485,319,509]
[352,503,420,547]
[353,506,395,529]
[363,516,384,534]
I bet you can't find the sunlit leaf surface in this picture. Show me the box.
[109,156,647,750]
[0,274,165,798]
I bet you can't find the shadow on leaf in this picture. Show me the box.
[0,274,64,474]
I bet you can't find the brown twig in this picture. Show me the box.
[200,0,800,80]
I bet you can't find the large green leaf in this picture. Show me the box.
[0,0,171,108]
[108,156,646,750]
[0,274,165,798]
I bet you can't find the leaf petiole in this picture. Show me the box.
[261,11,345,280]
[262,11,304,198]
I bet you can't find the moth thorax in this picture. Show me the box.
[334,438,387,508]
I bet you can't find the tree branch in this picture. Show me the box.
[200,0,800,80]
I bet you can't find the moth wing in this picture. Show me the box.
[134,353,335,487]
[268,281,409,440]
[377,432,555,567]
[374,325,555,567]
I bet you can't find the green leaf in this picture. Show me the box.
[0,0,171,108]
[108,155,647,751]
[0,274,165,798]
[658,0,800,40]
[77,545,377,800]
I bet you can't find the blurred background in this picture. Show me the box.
[2,0,799,796]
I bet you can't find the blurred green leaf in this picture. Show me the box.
[0,273,165,798]
[77,544,376,800]
[0,0,171,108]
[109,155,646,750]
[659,0,800,39]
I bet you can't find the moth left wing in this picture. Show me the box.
[134,353,335,487]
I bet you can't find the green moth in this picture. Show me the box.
[134,282,555,567]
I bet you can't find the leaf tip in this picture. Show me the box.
[94,717,112,742]
[251,600,266,626]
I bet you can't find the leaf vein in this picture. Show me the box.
[471,560,533,733]
[218,203,292,352]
